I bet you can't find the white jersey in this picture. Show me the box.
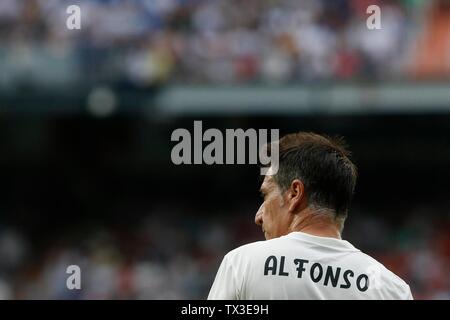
[208,232,413,300]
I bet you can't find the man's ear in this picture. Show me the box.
[288,179,305,213]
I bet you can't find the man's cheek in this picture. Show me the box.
[268,199,278,214]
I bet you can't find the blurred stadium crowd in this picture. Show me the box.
[1,0,449,302]
[0,205,448,300]
[0,0,449,89]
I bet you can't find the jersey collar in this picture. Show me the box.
[285,231,360,252]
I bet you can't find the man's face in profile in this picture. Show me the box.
[255,174,291,240]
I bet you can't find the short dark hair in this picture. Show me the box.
[269,132,357,217]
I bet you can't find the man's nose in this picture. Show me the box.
[255,204,263,226]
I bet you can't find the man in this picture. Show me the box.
[208,132,413,299]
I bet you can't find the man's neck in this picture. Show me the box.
[288,207,343,239]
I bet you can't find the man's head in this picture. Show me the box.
[255,132,357,240]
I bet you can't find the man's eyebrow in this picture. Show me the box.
[260,185,267,194]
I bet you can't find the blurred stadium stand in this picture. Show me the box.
[0,0,449,300]
[0,0,448,89]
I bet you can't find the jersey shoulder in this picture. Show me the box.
[224,236,290,260]
[355,250,412,298]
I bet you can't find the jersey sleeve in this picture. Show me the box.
[404,285,414,300]
[207,253,240,300]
